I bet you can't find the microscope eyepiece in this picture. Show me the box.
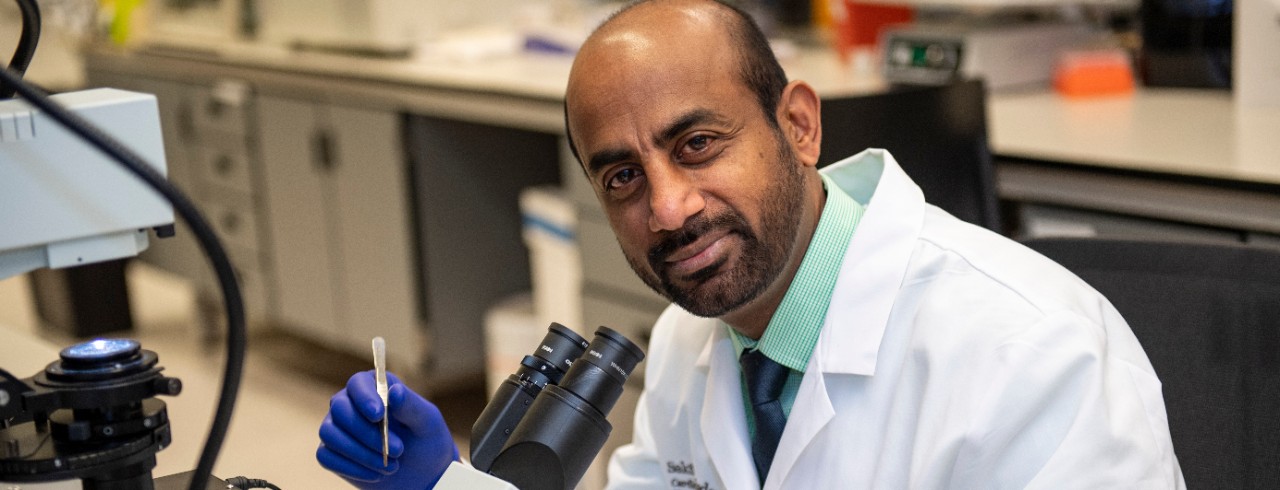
[556,326,644,416]
[516,322,589,388]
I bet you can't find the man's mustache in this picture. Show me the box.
[647,212,750,267]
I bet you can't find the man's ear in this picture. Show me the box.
[777,80,822,168]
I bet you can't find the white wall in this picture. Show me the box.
[0,0,94,90]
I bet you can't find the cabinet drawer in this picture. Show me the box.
[203,195,261,252]
[194,142,254,195]
[191,81,251,138]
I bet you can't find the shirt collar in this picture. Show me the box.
[726,173,865,371]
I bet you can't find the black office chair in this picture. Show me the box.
[818,79,1000,232]
[1021,237,1280,489]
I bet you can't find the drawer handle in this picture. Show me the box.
[312,129,336,171]
[215,155,235,175]
[206,98,226,118]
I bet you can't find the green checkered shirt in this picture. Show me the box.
[729,173,864,434]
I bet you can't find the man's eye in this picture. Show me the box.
[606,167,642,190]
[678,134,719,162]
[686,135,709,152]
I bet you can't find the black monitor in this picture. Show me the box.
[1140,0,1233,88]
[817,79,1001,233]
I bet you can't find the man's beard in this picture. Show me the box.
[624,139,807,318]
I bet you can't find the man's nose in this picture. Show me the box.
[647,164,705,232]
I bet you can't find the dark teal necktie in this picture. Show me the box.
[740,348,789,484]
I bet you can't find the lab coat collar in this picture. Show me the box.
[693,149,924,488]
[693,149,923,376]
[813,149,923,376]
[764,149,924,489]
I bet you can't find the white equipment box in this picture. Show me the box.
[883,22,1098,90]
[0,89,172,279]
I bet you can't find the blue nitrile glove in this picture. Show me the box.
[317,370,460,489]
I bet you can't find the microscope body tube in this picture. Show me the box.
[462,325,645,490]
[488,385,613,490]
[469,377,538,471]
[488,326,643,490]
[471,324,589,472]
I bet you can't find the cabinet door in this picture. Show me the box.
[257,95,340,343]
[404,115,561,384]
[327,105,420,364]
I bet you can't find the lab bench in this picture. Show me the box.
[81,41,1280,490]
[990,89,1280,244]
[82,42,883,390]
[85,39,1280,376]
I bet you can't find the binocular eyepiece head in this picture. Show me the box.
[470,323,645,490]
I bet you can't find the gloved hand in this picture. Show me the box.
[317,370,459,489]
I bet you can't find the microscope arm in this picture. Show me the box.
[0,88,173,280]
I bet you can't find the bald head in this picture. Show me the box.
[558,0,826,329]
[565,0,787,163]
[588,0,739,50]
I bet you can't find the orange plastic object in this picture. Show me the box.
[830,1,913,64]
[1053,49,1136,97]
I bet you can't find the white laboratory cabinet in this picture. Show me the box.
[85,70,423,373]
[256,96,420,366]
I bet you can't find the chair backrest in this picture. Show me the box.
[1021,237,1280,489]
[818,79,1000,232]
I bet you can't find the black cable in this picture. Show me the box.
[225,476,283,489]
[3,0,40,98]
[0,66,247,490]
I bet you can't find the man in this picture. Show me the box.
[317,1,1186,488]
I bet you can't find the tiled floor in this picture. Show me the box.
[0,264,454,489]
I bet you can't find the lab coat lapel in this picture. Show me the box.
[697,330,756,490]
[695,150,922,489]
[764,149,924,488]
[763,363,835,490]
[818,149,924,375]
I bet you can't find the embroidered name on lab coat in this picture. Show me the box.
[665,460,714,490]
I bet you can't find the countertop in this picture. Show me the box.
[88,41,1280,185]
[989,89,1280,186]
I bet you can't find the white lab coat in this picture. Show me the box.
[606,150,1185,490]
